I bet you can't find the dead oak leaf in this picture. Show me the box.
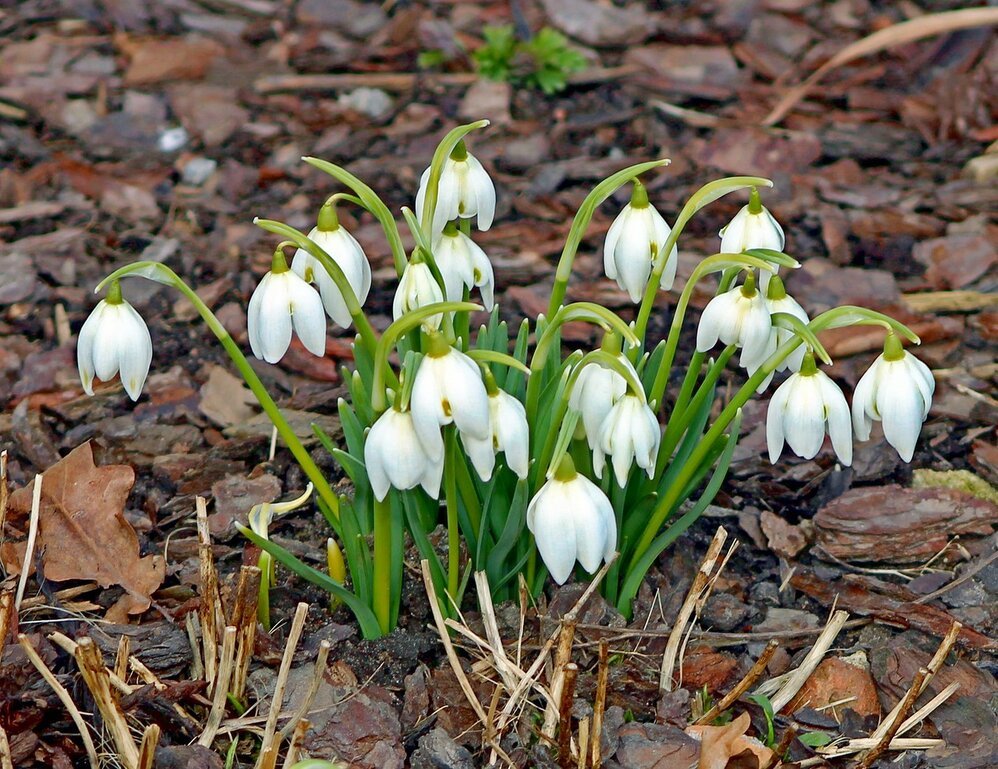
[686,712,775,769]
[1,442,164,622]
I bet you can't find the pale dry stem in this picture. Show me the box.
[659,526,731,692]
[18,633,100,769]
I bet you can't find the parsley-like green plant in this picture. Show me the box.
[473,25,586,94]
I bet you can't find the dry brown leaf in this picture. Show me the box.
[1,442,164,622]
[686,712,775,769]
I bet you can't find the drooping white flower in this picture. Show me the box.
[77,284,153,401]
[696,276,773,372]
[415,142,496,235]
[720,188,786,292]
[393,255,444,330]
[603,181,678,303]
[291,206,371,328]
[593,394,661,486]
[461,387,529,481]
[364,407,444,501]
[410,334,490,459]
[767,356,852,466]
[568,353,639,449]
[247,258,327,364]
[720,188,785,254]
[527,456,616,585]
[852,337,934,462]
[433,225,495,310]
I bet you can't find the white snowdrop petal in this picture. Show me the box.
[614,220,655,303]
[410,372,446,460]
[257,277,294,363]
[444,354,490,440]
[528,484,577,585]
[288,278,327,357]
[818,373,852,466]
[462,433,496,482]
[419,453,444,498]
[76,303,103,394]
[467,155,496,231]
[602,209,628,280]
[851,363,879,440]
[877,377,922,462]
[468,239,496,311]
[783,378,826,459]
[116,304,153,401]
[766,382,791,464]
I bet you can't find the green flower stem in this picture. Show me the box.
[548,159,671,317]
[466,348,531,375]
[646,253,776,410]
[303,156,408,277]
[808,305,920,343]
[453,450,482,539]
[253,217,379,359]
[630,336,802,566]
[370,301,481,413]
[657,346,735,468]
[97,261,341,518]
[525,303,639,418]
[445,428,461,600]
[633,177,773,347]
[372,495,392,635]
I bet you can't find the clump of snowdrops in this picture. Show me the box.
[78,121,933,638]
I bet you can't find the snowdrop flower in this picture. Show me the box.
[393,250,444,330]
[593,393,661,486]
[433,223,495,310]
[527,455,616,585]
[852,334,934,462]
[364,406,443,501]
[603,180,678,302]
[291,203,371,328]
[77,280,152,401]
[696,272,773,372]
[461,379,529,481]
[720,188,785,292]
[415,140,496,235]
[767,353,852,466]
[568,352,639,449]
[411,332,490,459]
[248,248,327,364]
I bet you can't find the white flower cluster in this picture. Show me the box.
[76,147,936,593]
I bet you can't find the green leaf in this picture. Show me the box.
[799,731,833,748]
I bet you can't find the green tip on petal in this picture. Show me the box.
[449,139,468,162]
[766,275,787,301]
[799,349,819,376]
[105,279,124,305]
[552,452,577,482]
[883,331,905,362]
[317,202,340,232]
[630,178,649,209]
